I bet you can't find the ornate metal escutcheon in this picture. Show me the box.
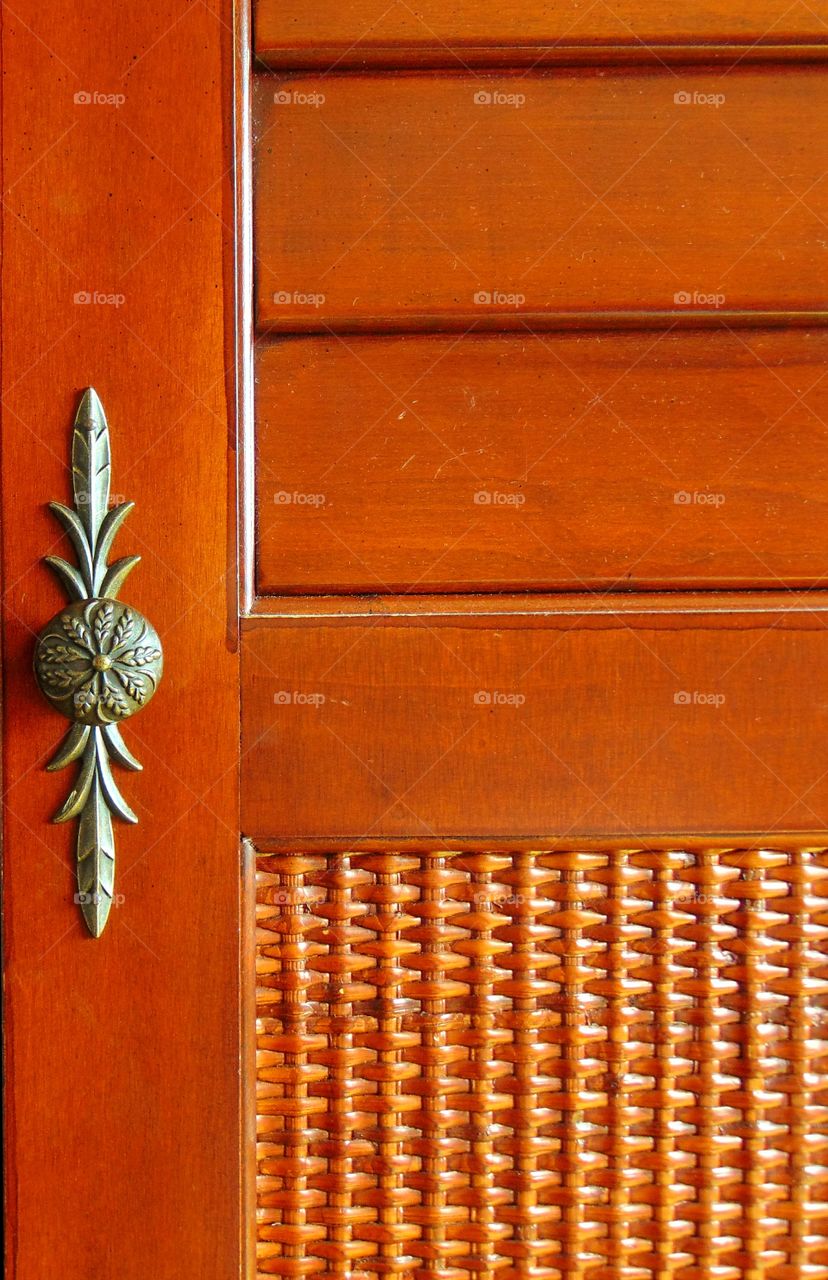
[33,389,163,936]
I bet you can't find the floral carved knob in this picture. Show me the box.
[33,389,163,937]
[35,599,162,726]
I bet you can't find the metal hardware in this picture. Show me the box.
[33,389,163,936]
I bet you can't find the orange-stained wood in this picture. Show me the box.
[241,595,828,845]
[254,68,828,330]
[7,0,828,1272]
[255,0,828,66]
[256,329,828,594]
[1,4,241,1278]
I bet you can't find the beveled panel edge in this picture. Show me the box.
[236,0,256,617]
[246,832,828,852]
[241,595,828,847]
[245,589,828,622]
[254,309,828,337]
[254,44,828,71]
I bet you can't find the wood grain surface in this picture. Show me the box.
[1,4,241,1278]
[7,0,828,1272]
[241,596,828,844]
[255,0,828,67]
[256,329,828,593]
[254,68,828,329]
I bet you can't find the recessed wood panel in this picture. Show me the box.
[254,69,828,330]
[241,596,828,844]
[256,329,828,593]
[255,0,828,67]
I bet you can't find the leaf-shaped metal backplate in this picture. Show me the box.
[73,387,111,555]
[33,389,163,937]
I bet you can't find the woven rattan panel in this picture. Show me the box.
[254,849,828,1278]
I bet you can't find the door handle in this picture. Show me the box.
[33,389,163,936]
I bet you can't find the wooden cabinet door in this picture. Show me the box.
[2,4,242,1276]
[4,3,828,1278]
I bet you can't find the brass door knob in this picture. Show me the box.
[33,389,163,936]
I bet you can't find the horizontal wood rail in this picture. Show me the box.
[241,594,828,842]
[255,0,828,68]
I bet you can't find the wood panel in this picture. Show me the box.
[242,595,828,844]
[256,329,828,594]
[1,4,241,1278]
[255,0,828,67]
[254,69,828,330]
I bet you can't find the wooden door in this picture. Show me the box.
[4,3,828,1277]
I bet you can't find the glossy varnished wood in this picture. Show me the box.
[254,68,828,330]
[241,595,828,844]
[255,0,828,67]
[1,4,241,1277]
[256,329,828,593]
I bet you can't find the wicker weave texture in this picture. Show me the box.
[255,849,828,1278]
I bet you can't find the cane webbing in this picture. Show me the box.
[254,849,828,1278]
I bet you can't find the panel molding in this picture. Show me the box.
[255,0,828,68]
[247,589,828,619]
[241,594,828,844]
[255,45,828,70]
